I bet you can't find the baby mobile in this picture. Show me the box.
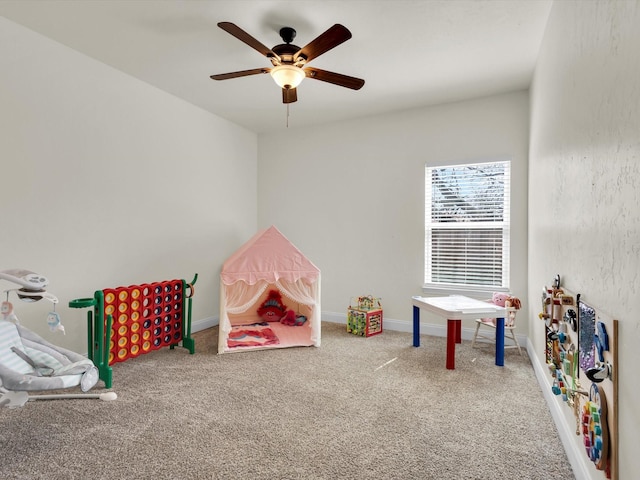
[0,269,65,333]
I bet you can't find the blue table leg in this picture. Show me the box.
[495,316,505,366]
[413,305,420,347]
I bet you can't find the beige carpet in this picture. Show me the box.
[0,322,574,479]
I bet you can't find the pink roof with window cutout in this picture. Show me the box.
[221,226,320,285]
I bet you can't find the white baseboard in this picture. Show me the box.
[191,316,218,333]
[527,338,592,480]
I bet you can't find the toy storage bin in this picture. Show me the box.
[347,296,383,337]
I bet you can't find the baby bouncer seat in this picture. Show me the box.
[0,269,116,408]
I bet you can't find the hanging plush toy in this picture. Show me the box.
[47,310,65,334]
[1,300,19,324]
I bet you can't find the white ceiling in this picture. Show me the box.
[0,0,553,134]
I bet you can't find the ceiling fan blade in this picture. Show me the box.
[282,87,298,104]
[210,68,270,81]
[304,67,365,90]
[294,24,352,63]
[217,22,280,61]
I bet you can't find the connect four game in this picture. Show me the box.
[70,274,197,388]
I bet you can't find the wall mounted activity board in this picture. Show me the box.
[70,274,197,388]
[540,276,618,479]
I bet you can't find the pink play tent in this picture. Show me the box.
[219,226,321,353]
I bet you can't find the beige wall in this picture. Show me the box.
[257,91,530,330]
[0,17,258,352]
[529,1,640,478]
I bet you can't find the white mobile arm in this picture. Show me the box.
[0,269,58,303]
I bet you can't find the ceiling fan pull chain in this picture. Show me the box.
[286,104,290,128]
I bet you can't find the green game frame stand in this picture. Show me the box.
[171,274,197,354]
[68,295,113,389]
[69,273,198,389]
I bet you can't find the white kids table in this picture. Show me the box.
[412,295,507,369]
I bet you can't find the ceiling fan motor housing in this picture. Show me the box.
[272,27,304,65]
[279,27,296,43]
[272,44,302,64]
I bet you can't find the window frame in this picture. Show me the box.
[423,159,511,297]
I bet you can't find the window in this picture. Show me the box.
[424,160,510,292]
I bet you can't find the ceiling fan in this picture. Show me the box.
[210,22,365,104]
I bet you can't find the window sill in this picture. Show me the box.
[421,284,510,300]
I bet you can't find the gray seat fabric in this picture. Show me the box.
[0,320,97,392]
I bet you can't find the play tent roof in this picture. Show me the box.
[220,226,320,286]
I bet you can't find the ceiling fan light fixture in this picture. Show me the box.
[270,65,305,89]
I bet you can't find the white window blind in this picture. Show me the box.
[425,160,510,290]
